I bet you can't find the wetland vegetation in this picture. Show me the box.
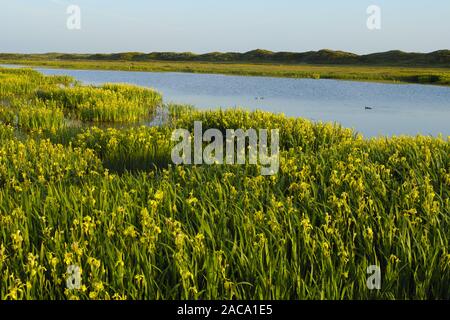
[0,66,449,300]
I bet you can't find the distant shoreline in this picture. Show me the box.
[1,56,450,87]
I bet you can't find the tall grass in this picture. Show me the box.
[37,84,162,122]
[73,126,173,172]
[0,67,162,131]
[0,67,449,300]
[0,68,75,98]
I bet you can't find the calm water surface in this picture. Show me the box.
[3,65,450,137]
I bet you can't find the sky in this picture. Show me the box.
[1,0,449,54]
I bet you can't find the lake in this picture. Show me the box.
[3,65,450,137]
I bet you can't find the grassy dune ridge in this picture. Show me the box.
[0,67,449,300]
[1,49,450,86]
[2,49,450,66]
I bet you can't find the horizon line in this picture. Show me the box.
[2,48,450,56]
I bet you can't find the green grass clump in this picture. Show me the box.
[16,105,65,132]
[0,98,65,132]
[37,84,162,122]
[73,126,173,172]
[0,122,15,140]
[0,67,161,128]
[171,107,357,151]
[0,68,75,99]
[0,131,102,190]
[0,105,16,125]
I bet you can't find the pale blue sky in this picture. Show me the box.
[1,0,449,54]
